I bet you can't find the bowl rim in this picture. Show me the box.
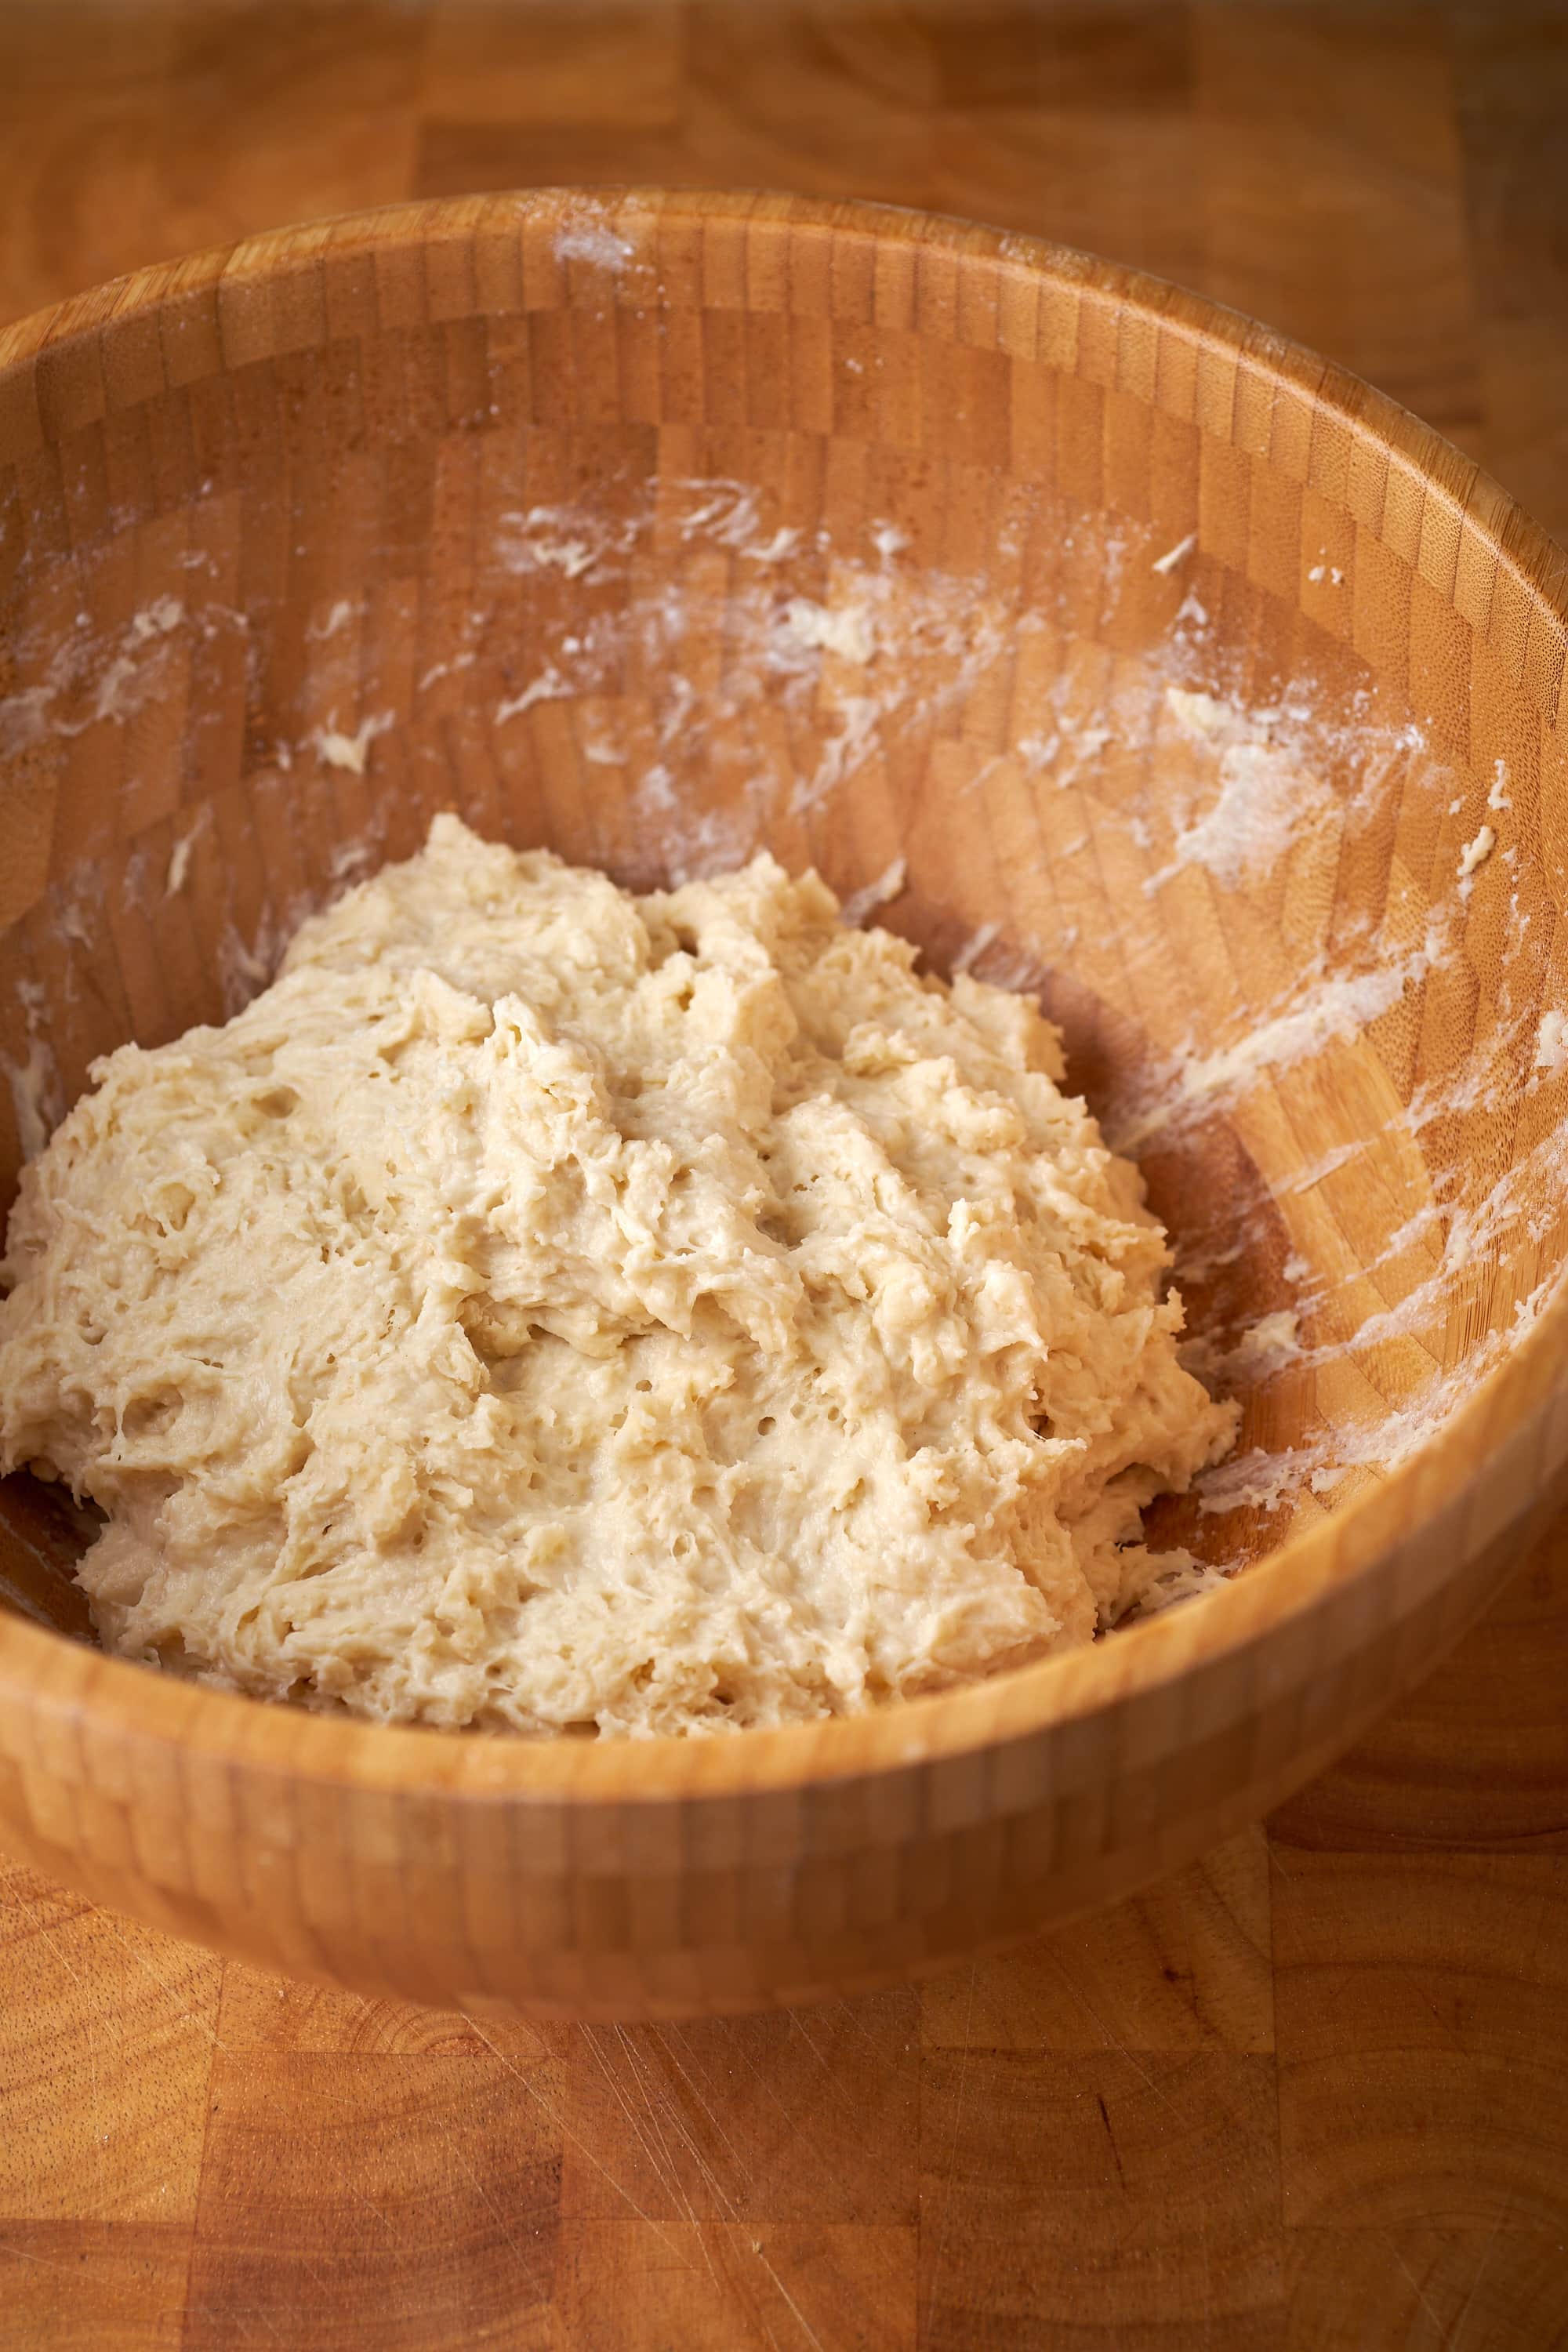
[2,185,1566,1805]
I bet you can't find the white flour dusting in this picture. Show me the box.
[952,921,1003,976]
[496,505,643,581]
[497,509,601,579]
[495,666,571,725]
[416,650,477,692]
[307,599,357,642]
[792,694,884,815]
[840,858,909,926]
[1147,735,1331,894]
[0,597,189,757]
[554,218,635,269]
[778,597,876,664]
[1279,1138,1367,1195]
[1114,926,1439,1151]
[1150,530,1196,576]
[313,713,394,775]
[164,807,212,898]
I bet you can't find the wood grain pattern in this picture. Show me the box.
[0,6,1566,2347]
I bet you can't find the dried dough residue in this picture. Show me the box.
[1457,823,1496,880]
[313,713,394,775]
[1537,1010,1568,1076]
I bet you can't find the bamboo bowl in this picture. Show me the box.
[1,191,1566,2022]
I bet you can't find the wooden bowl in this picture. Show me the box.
[1,191,1565,2022]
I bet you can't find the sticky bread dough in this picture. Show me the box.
[0,815,1236,1738]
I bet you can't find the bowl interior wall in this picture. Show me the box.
[1,205,1562,1645]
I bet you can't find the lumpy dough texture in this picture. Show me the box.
[0,815,1236,1737]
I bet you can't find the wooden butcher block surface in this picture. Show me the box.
[2,5,1566,2345]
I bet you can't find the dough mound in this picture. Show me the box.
[0,815,1235,1737]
